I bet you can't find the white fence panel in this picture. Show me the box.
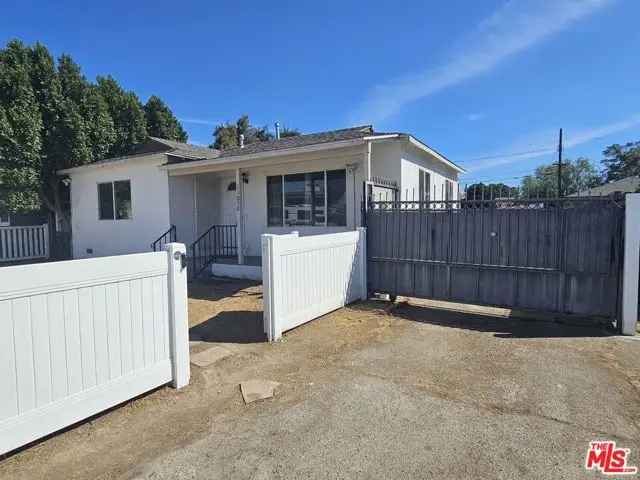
[262,228,367,341]
[0,243,189,455]
[0,224,49,262]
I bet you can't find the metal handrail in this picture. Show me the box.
[151,225,176,251]
[188,224,237,280]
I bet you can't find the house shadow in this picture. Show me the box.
[372,301,616,339]
[189,310,267,344]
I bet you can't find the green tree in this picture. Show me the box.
[601,142,640,182]
[144,95,188,142]
[212,114,276,149]
[520,157,601,197]
[0,39,186,226]
[0,40,42,214]
[96,76,147,157]
[465,182,518,200]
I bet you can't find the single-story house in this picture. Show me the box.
[575,176,640,196]
[59,125,465,279]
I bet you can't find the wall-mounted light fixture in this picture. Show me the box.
[241,172,249,184]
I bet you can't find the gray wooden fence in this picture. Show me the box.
[366,197,625,320]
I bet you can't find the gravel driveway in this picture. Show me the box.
[1,280,638,479]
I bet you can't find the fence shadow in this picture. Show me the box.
[189,310,267,344]
[381,301,615,339]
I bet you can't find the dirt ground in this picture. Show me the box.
[1,279,639,479]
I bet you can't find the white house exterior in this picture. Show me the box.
[60,126,465,277]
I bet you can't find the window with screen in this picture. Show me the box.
[267,169,347,227]
[326,169,346,226]
[98,180,132,220]
[419,170,431,202]
[267,176,283,226]
[445,180,454,202]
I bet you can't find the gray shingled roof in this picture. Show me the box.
[149,137,220,160]
[166,125,375,164]
[65,125,463,173]
[576,176,640,196]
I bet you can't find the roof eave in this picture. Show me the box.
[406,136,466,173]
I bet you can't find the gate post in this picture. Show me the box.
[622,193,640,335]
[166,242,191,388]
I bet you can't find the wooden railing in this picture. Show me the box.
[0,224,49,262]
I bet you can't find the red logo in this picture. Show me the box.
[585,441,638,475]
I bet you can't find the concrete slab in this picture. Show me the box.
[240,380,280,404]
[190,345,233,368]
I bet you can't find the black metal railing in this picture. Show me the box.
[151,225,177,252]
[188,224,237,280]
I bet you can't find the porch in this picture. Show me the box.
[160,141,368,280]
[210,255,262,281]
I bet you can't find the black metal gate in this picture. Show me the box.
[365,196,625,323]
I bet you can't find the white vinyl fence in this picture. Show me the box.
[0,224,49,263]
[261,229,367,341]
[0,243,190,455]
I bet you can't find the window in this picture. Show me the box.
[267,176,283,226]
[445,180,454,202]
[0,213,9,226]
[98,180,132,220]
[418,170,431,202]
[267,169,347,227]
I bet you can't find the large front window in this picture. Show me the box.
[267,169,346,227]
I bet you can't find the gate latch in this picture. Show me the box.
[174,251,188,271]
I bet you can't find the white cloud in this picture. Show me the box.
[350,0,613,124]
[463,113,640,173]
[178,117,219,126]
[466,113,485,121]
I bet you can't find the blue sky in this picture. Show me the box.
[2,0,639,185]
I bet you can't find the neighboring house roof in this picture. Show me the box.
[59,125,465,174]
[576,176,640,196]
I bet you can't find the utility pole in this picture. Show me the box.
[557,128,563,198]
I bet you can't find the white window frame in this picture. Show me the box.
[97,180,133,221]
[267,169,347,228]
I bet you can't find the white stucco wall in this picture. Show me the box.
[240,150,365,257]
[399,142,459,201]
[168,175,197,246]
[69,154,171,259]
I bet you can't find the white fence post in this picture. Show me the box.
[166,243,191,387]
[622,193,640,335]
[261,234,281,341]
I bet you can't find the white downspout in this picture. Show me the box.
[235,168,244,265]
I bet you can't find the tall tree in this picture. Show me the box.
[520,157,601,197]
[212,114,275,150]
[601,141,640,182]
[0,40,42,214]
[0,39,187,226]
[96,75,147,157]
[144,95,188,142]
